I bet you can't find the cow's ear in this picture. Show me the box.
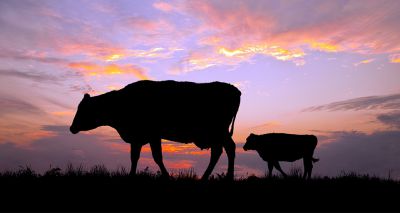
[84,93,90,99]
[250,133,255,136]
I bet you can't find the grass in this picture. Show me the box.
[0,164,399,212]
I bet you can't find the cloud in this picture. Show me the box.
[0,50,69,65]
[0,125,131,172]
[124,16,172,32]
[313,130,400,178]
[60,42,128,62]
[0,96,44,116]
[0,1,130,62]
[153,2,176,13]
[353,58,375,66]
[303,93,400,112]
[121,16,180,46]
[68,62,150,80]
[390,54,400,63]
[167,0,400,71]
[377,111,400,129]
[0,68,60,83]
[0,125,235,176]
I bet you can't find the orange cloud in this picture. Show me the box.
[68,62,149,80]
[218,44,305,65]
[389,54,400,63]
[106,85,124,91]
[108,143,130,153]
[0,124,56,145]
[309,41,341,52]
[108,141,207,156]
[354,59,375,66]
[105,54,124,62]
[166,160,194,169]
[61,43,128,62]
[51,111,74,117]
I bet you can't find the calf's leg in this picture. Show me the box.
[273,161,287,177]
[150,139,169,178]
[267,161,274,177]
[130,143,142,175]
[202,145,223,181]
[303,158,313,179]
[223,137,236,180]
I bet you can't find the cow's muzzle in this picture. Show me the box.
[70,126,79,134]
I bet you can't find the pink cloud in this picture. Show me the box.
[153,2,175,13]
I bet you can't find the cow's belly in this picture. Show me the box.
[162,130,223,148]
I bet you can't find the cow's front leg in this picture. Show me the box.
[130,143,142,176]
[150,139,169,178]
[201,145,223,181]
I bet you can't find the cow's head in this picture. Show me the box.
[243,133,257,151]
[70,93,99,134]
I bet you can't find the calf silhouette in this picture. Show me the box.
[243,133,318,179]
[70,80,241,180]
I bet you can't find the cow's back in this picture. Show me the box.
[115,80,241,143]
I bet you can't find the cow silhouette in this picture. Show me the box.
[243,133,319,179]
[70,80,241,180]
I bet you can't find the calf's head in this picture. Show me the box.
[70,94,99,134]
[243,133,258,151]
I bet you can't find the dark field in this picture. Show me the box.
[0,165,399,212]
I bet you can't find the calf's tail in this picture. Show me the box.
[312,157,319,163]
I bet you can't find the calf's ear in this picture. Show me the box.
[84,93,91,99]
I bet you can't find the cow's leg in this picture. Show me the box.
[201,145,223,181]
[223,137,236,180]
[303,158,313,179]
[267,161,274,177]
[150,139,169,178]
[130,143,142,175]
[273,161,287,177]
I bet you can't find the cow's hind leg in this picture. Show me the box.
[273,161,287,177]
[201,145,223,181]
[223,137,236,180]
[130,143,142,175]
[150,139,169,178]
[303,158,313,179]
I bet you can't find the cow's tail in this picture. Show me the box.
[229,95,241,137]
[312,157,319,163]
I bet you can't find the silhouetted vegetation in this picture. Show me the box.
[0,164,399,212]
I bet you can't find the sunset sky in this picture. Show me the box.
[1,0,400,178]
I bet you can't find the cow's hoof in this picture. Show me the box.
[225,174,234,181]
[200,176,209,182]
[160,174,170,181]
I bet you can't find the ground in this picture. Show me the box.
[0,165,399,212]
